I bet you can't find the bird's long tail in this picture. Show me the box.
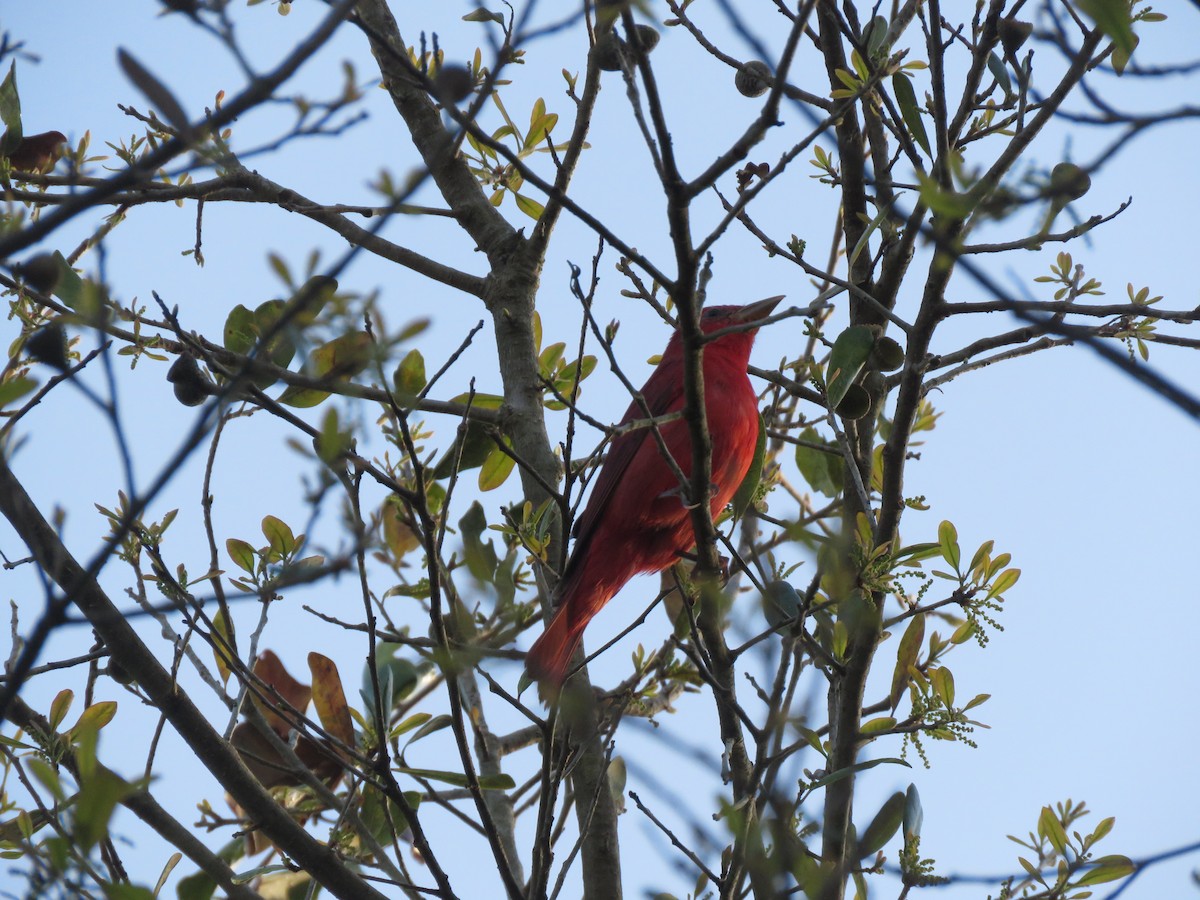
[524,603,584,687]
[526,551,623,687]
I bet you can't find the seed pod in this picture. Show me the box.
[628,24,660,59]
[15,253,61,294]
[168,355,212,407]
[595,32,626,71]
[735,60,772,98]
[26,324,70,370]
[834,383,871,419]
[1048,162,1091,202]
[871,336,905,371]
[998,18,1033,60]
[433,65,474,104]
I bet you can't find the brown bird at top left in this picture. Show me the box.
[3,131,68,173]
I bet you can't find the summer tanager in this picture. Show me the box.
[526,296,781,686]
[3,131,68,173]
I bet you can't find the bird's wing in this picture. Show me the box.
[568,359,685,551]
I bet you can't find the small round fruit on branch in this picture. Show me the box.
[735,61,772,98]
[595,25,659,72]
[1047,162,1091,202]
[167,355,213,407]
[432,65,474,104]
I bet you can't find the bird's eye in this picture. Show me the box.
[701,308,720,319]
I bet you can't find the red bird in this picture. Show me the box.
[526,296,781,686]
[3,131,68,173]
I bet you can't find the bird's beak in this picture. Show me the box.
[734,295,785,323]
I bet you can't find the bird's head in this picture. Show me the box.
[660,295,783,365]
[697,295,783,337]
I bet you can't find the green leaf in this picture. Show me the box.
[1038,805,1068,856]
[434,420,496,479]
[1090,816,1116,843]
[0,63,21,155]
[395,765,513,790]
[74,766,136,852]
[0,376,37,408]
[889,613,924,711]
[277,331,373,407]
[261,515,295,557]
[389,712,431,739]
[967,539,994,576]
[894,542,940,563]
[226,538,256,574]
[478,441,515,491]
[223,305,256,355]
[858,791,905,858]
[1077,0,1137,57]
[917,172,976,219]
[49,251,86,311]
[986,568,1021,600]
[937,520,960,572]
[864,15,889,57]
[825,326,874,409]
[860,716,896,736]
[49,689,74,731]
[67,702,118,740]
[731,413,766,517]
[538,341,566,377]
[806,756,911,791]
[930,666,955,708]
[1076,855,1134,886]
[796,726,826,758]
[514,193,545,221]
[409,714,454,743]
[849,203,890,266]
[252,299,298,372]
[795,426,844,498]
[459,501,498,582]
[393,348,426,401]
[986,51,1012,97]
[449,391,505,409]
[891,73,930,156]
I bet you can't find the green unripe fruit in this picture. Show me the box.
[167,355,211,407]
[433,65,474,104]
[596,25,659,72]
[629,24,660,56]
[735,61,772,98]
[108,658,135,686]
[1048,162,1091,202]
[834,383,871,419]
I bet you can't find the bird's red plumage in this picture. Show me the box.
[526,298,779,686]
